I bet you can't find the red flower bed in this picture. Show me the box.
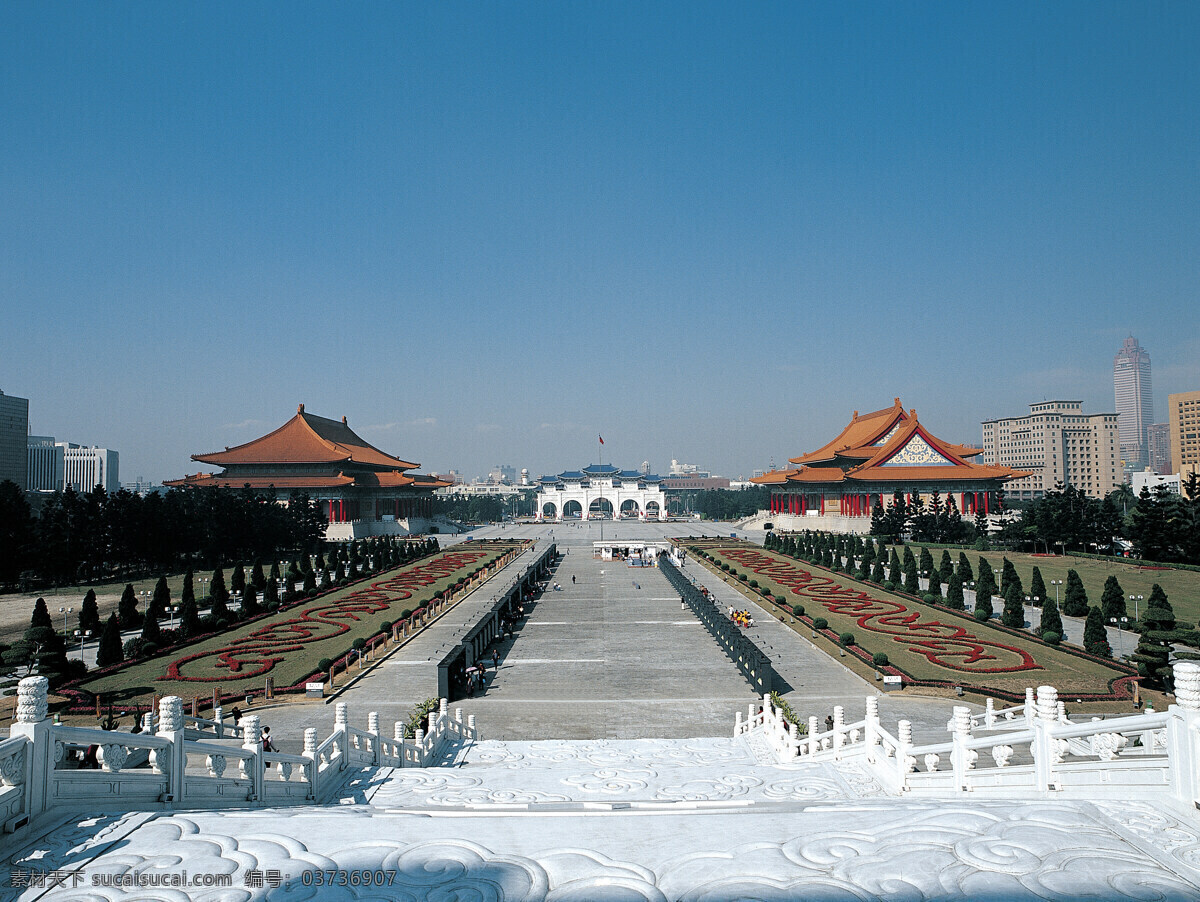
[715,547,1041,675]
[164,548,495,683]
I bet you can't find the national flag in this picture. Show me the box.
[598,435,604,445]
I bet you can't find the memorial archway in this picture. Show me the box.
[563,500,583,519]
[541,502,558,520]
[620,499,640,519]
[645,500,662,520]
[589,498,614,519]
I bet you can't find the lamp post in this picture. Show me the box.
[1110,616,1129,657]
[58,606,72,637]
[74,628,93,661]
[1051,579,1063,606]
[1129,594,1143,622]
[169,605,180,630]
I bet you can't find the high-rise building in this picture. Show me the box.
[1169,390,1200,489]
[1148,423,1172,475]
[26,436,64,492]
[0,390,30,490]
[981,401,1121,500]
[63,445,120,493]
[1114,336,1153,472]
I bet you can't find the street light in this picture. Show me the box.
[1129,594,1143,622]
[168,605,180,630]
[1110,616,1129,657]
[1051,579,1063,606]
[58,606,72,637]
[74,629,93,661]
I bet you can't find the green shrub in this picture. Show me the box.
[352,637,366,651]
[400,608,413,619]
[923,594,937,605]
[1042,631,1061,645]
[749,579,758,588]
[774,595,786,605]
[380,620,393,634]
[791,603,805,617]
[318,658,333,672]
[973,609,989,622]
[872,652,889,667]
[813,617,829,631]
[839,632,855,647]
[883,581,896,592]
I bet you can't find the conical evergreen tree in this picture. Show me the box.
[1039,596,1063,640]
[209,568,229,620]
[140,606,161,643]
[957,552,974,584]
[269,561,282,583]
[264,576,279,608]
[118,584,140,629]
[230,564,246,595]
[1062,569,1089,617]
[926,565,942,599]
[999,557,1014,597]
[903,554,921,595]
[241,586,260,618]
[79,588,101,636]
[887,548,902,584]
[303,569,317,594]
[918,547,934,577]
[974,560,996,620]
[1002,583,1025,628]
[96,613,124,668]
[1132,629,1173,688]
[1142,583,1174,631]
[1029,567,1047,608]
[149,575,170,622]
[939,550,954,583]
[30,597,54,631]
[250,561,266,591]
[1100,575,1127,621]
[945,572,965,610]
[178,591,200,637]
[870,558,886,583]
[1084,606,1112,657]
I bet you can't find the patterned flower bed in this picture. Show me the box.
[687,540,1135,699]
[72,541,524,706]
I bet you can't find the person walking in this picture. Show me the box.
[491,649,500,670]
[261,725,276,767]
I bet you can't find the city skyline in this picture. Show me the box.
[2,4,1198,484]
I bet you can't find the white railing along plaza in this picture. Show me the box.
[0,679,479,836]
[738,661,1200,802]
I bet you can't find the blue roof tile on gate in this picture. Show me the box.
[559,471,586,479]
[583,464,620,474]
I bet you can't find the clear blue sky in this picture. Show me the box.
[2,3,1197,483]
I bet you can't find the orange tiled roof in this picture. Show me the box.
[163,473,356,489]
[788,399,907,465]
[750,470,795,485]
[193,405,419,470]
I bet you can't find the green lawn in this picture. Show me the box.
[73,541,523,705]
[931,548,1200,624]
[689,540,1133,699]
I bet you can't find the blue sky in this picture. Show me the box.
[2,3,1197,483]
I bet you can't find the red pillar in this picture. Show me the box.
[984,492,990,515]
[820,494,825,516]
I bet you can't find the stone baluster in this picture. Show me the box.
[240,714,264,802]
[833,706,845,758]
[10,677,51,822]
[950,706,977,791]
[1057,701,1068,724]
[368,712,381,765]
[1033,685,1061,791]
[155,696,185,803]
[788,722,799,759]
[413,728,426,766]
[1024,688,1035,726]
[734,711,743,737]
[467,714,476,737]
[141,711,155,734]
[808,717,819,756]
[984,698,995,729]
[748,703,757,728]
[333,703,348,767]
[864,697,880,763]
[896,720,916,790]
[1169,662,1200,804]
[213,706,224,738]
[302,728,318,800]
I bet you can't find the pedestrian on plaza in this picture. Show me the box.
[491,649,500,670]
[230,706,242,726]
[825,714,834,733]
[261,725,276,767]
[572,575,576,585]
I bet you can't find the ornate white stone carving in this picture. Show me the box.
[1036,685,1059,722]
[16,676,48,724]
[158,696,184,733]
[924,753,940,772]
[1174,662,1200,710]
[1092,732,1128,761]
[991,745,1014,767]
[206,754,227,778]
[0,746,26,786]
[335,702,348,728]
[99,743,128,773]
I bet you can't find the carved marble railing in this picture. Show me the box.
[741,663,1200,802]
[0,679,481,835]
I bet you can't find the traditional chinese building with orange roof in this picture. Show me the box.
[165,404,452,539]
[750,399,1031,532]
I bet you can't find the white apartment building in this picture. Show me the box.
[981,401,1120,501]
[26,436,64,492]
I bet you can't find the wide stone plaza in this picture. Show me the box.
[3,521,1200,900]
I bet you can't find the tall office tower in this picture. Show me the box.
[1169,390,1200,489]
[62,446,119,493]
[1148,423,1172,475]
[981,401,1120,500]
[1114,336,1153,472]
[0,390,30,489]
[26,436,64,492]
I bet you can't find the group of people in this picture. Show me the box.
[727,606,755,628]
[463,649,502,697]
